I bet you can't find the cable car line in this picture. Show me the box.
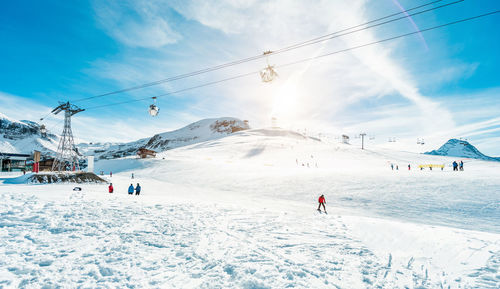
[81,10,499,112]
[71,0,461,103]
[83,71,259,110]
[264,0,463,54]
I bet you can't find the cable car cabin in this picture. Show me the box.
[260,65,278,82]
[149,104,159,117]
[137,148,157,159]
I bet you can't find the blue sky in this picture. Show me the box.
[1,0,499,155]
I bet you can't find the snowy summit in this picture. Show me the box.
[425,138,500,162]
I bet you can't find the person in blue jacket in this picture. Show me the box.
[135,183,141,195]
[128,184,134,195]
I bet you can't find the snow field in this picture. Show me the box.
[0,184,498,288]
[1,128,499,288]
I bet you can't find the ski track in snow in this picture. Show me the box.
[0,189,498,289]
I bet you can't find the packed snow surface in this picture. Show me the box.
[1,128,499,288]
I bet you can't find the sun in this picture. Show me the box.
[270,80,301,126]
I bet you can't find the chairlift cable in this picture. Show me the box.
[276,10,499,69]
[84,71,259,110]
[82,10,499,111]
[270,0,464,53]
[72,0,460,103]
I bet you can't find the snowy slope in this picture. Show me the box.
[1,128,499,288]
[425,138,500,161]
[1,112,249,160]
[86,117,249,159]
[0,112,58,155]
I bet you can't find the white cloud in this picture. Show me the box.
[92,0,181,48]
[162,0,454,133]
[0,92,53,122]
[78,0,498,153]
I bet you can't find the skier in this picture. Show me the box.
[317,194,327,213]
[110,171,113,177]
[128,184,134,195]
[135,183,141,196]
[452,161,458,171]
[108,183,114,194]
[391,163,394,170]
[408,164,411,170]
[131,173,134,179]
[459,160,464,171]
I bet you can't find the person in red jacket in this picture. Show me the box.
[317,194,327,213]
[108,183,114,193]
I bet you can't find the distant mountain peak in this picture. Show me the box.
[0,112,58,154]
[425,139,499,161]
[86,117,250,160]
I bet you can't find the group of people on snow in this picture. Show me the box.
[108,183,141,195]
[391,161,464,171]
[129,183,141,195]
[452,160,464,171]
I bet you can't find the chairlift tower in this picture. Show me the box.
[360,133,367,150]
[51,102,84,171]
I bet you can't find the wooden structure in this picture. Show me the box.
[342,135,350,144]
[39,158,55,172]
[33,150,41,173]
[137,148,157,159]
[0,152,31,172]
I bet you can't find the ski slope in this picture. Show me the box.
[1,128,499,288]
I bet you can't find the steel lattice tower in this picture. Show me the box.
[51,102,84,171]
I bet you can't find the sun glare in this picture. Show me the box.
[270,79,301,127]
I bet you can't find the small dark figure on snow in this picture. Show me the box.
[459,160,464,171]
[135,183,141,195]
[131,173,134,179]
[317,194,327,213]
[453,161,458,171]
[110,171,113,177]
[128,184,134,195]
[108,183,114,194]
[391,163,394,170]
[408,164,411,170]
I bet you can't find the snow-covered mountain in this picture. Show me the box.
[1,112,250,159]
[0,112,58,155]
[80,117,250,160]
[425,138,500,161]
